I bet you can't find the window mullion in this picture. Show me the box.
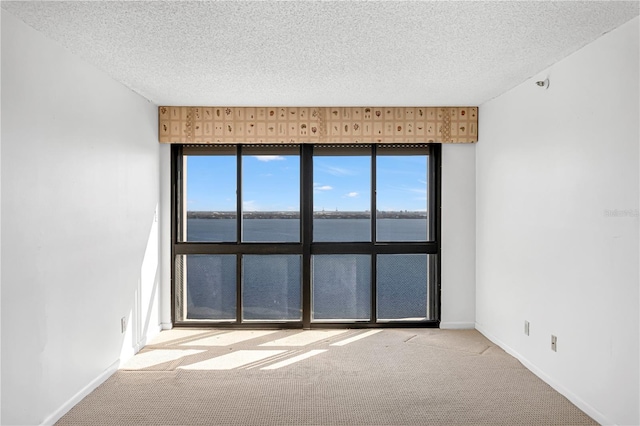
[429,145,437,242]
[370,145,377,324]
[301,144,313,329]
[236,145,243,323]
[433,144,442,321]
[236,145,243,243]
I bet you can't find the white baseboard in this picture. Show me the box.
[475,323,613,426]
[41,360,119,426]
[134,338,146,353]
[440,321,475,329]
[135,324,163,352]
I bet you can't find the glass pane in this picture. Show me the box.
[312,255,370,321]
[181,255,236,321]
[242,151,300,242]
[376,155,428,241]
[242,255,301,321]
[185,155,236,242]
[377,254,429,321]
[313,153,371,242]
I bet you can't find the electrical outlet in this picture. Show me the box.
[121,317,127,334]
[551,335,557,352]
[524,320,530,336]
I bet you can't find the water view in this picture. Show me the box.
[186,211,428,242]
[181,214,431,323]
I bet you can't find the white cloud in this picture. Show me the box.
[254,155,285,162]
[314,185,333,191]
[345,192,359,198]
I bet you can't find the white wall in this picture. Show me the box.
[159,144,172,330]
[441,144,476,328]
[1,10,161,426]
[476,16,639,426]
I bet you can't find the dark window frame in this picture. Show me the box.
[171,143,441,328]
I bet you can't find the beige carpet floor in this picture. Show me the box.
[56,328,597,425]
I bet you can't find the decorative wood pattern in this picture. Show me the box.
[158,106,478,144]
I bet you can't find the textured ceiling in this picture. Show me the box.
[2,1,638,106]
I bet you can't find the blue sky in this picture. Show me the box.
[186,154,427,212]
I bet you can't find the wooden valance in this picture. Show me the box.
[158,106,478,144]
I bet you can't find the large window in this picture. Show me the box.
[173,144,440,327]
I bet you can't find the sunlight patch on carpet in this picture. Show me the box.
[331,330,383,346]
[180,330,278,347]
[261,349,327,370]
[178,350,286,370]
[120,349,205,370]
[259,330,347,347]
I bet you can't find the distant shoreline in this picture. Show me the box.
[187,211,427,220]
